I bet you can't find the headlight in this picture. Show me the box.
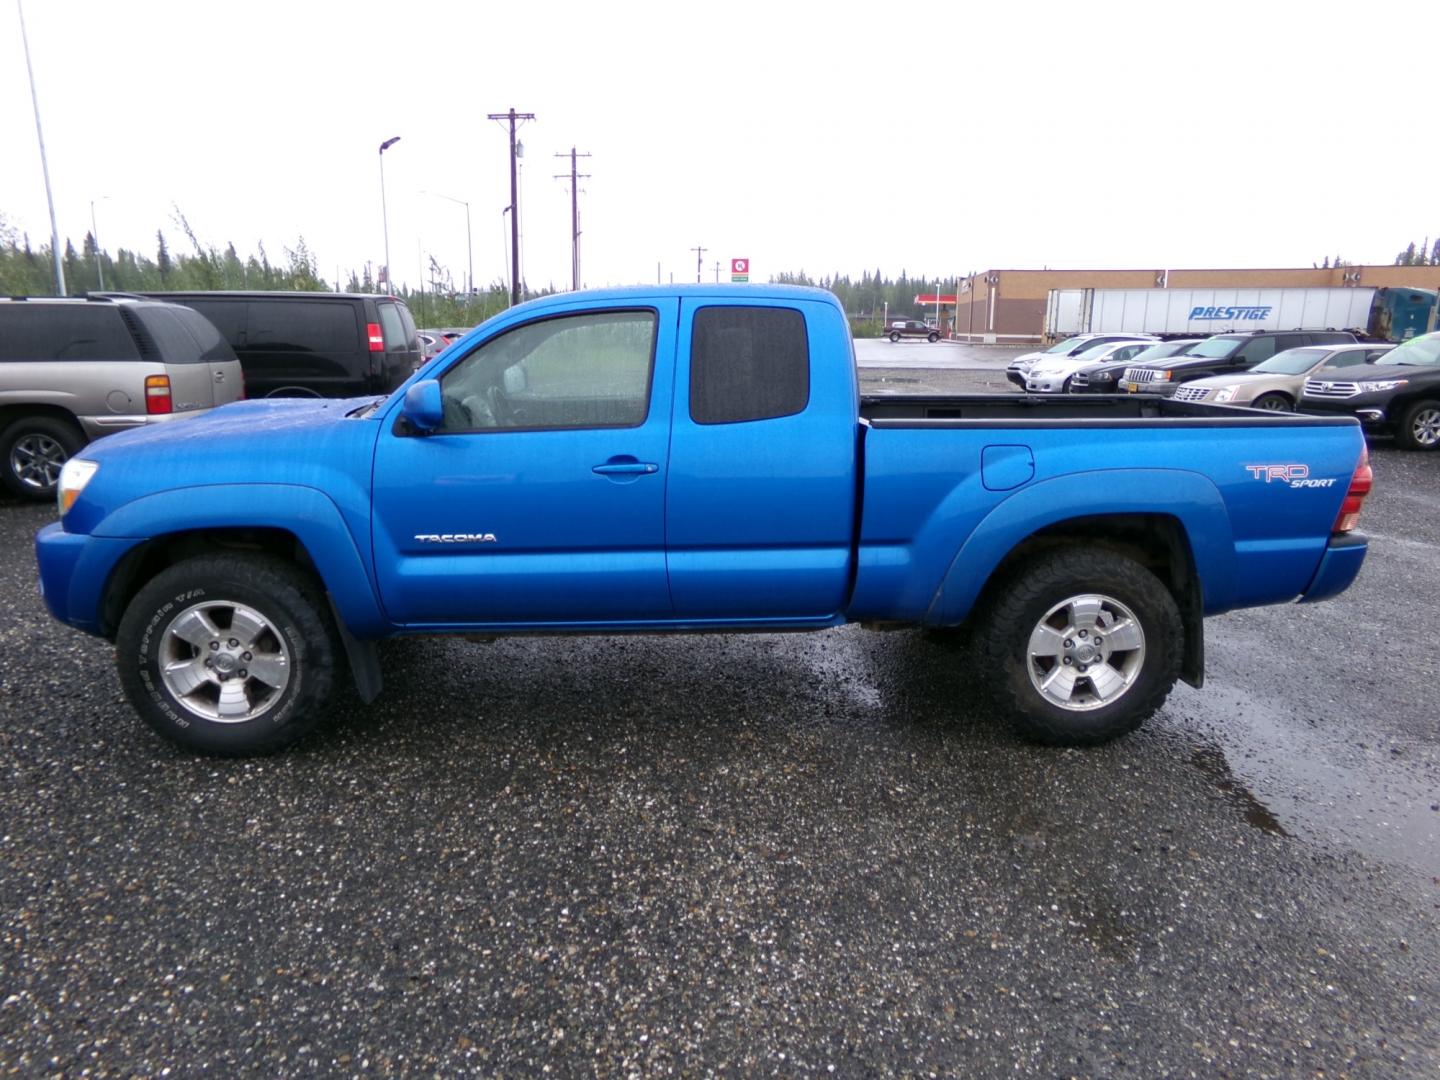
[1213,387,1237,402]
[1356,379,1409,392]
[57,458,98,515]
[1090,371,1114,383]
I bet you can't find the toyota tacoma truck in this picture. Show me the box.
[35,285,1373,755]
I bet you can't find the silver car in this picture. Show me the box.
[0,297,244,500]
[1170,342,1393,410]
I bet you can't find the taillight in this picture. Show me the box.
[367,322,385,352]
[145,374,173,415]
[1333,445,1373,534]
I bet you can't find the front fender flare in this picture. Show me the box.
[91,483,387,637]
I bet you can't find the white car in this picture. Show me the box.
[1006,333,1155,389]
[1025,338,1158,393]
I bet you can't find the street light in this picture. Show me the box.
[378,136,401,294]
[90,196,110,291]
[422,190,473,298]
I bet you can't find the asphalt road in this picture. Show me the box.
[1,386,1437,1076]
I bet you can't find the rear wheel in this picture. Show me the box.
[1251,392,1292,412]
[116,554,340,755]
[0,415,84,501]
[978,550,1182,745]
[1396,400,1440,450]
[889,331,901,343]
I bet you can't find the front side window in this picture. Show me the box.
[439,309,656,431]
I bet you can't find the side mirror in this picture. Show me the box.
[402,379,444,432]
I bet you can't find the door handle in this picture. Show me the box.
[592,461,658,475]
[214,371,226,382]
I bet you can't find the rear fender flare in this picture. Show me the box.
[924,469,1237,626]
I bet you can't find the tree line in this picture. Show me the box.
[0,213,511,328]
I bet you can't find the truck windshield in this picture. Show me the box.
[1373,332,1440,367]
[1186,337,1243,358]
[1253,348,1326,374]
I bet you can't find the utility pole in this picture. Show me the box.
[691,245,706,284]
[488,107,535,306]
[553,147,591,292]
[712,261,721,283]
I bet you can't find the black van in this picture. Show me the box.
[143,292,422,399]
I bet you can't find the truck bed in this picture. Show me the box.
[859,392,1360,427]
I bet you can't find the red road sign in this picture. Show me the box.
[731,258,748,275]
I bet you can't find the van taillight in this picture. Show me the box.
[367,322,385,352]
[145,375,173,415]
[1333,445,1372,534]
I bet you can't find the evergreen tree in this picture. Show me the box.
[156,230,172,280]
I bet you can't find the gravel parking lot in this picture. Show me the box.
[2,369,1437,1076]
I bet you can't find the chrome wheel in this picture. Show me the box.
[158,600,292,723]
[1410,406,1440,447]
[10,432,67,492]
[1252,394,1291,411]
[1025,593,1146,711]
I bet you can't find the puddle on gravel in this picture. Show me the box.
[1169,686,1440,879]
[1189,745,1289,837]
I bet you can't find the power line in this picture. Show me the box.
[553,148,591,292]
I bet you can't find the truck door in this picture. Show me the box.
[666,299,857,619]
[371,302,677,625]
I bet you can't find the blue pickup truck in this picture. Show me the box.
[36,285,1373,755]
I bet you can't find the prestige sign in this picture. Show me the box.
[1189,305,1273,321]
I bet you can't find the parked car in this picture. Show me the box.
[1006,333,1156,388]
[0,297,244,500]
[1024,338,1157,393]
[417,332,448,360]
[1301,330,1440,449]
[139,291,422,399]
[37,284,1372,756]
[1119,330,1357,396]
[1172,343,1392,410]
[1070,339,1203,393]
[885,319,940,343]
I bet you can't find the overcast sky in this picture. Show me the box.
[4,0,1438,294]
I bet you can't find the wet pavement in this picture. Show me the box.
[1,401,1436,1075]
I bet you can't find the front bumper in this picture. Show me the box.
[35,522,141,635]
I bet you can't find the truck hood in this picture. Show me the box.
[72,397,386,517]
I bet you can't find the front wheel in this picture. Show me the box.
[927,331,939,343]
[1251,392,1292,412]
[978,550,1182,745]
[116,554,340,755]
[1396,399,1440,450]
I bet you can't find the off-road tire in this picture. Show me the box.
[0,415,84,501]
[116,553,340,755]
[1396,399,1440,451]
[977,549,1183,746]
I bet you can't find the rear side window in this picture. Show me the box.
[690,306,809,425]
[0,305,139,362]
[130,306,206,363]
[248,301,359,353]
[172,307,239,363]
[392,302,419,351]
[181,299,246,344]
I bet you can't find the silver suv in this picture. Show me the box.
[0,297,244,500]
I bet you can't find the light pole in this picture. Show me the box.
[378,136,400,294]
[19,0,64,296]
[90,196,110,291]
[423,190,472,298]
[500,207,512,302]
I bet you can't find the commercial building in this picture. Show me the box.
[952,265,1440,343]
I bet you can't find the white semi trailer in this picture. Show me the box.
[1045,287,1377,340]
